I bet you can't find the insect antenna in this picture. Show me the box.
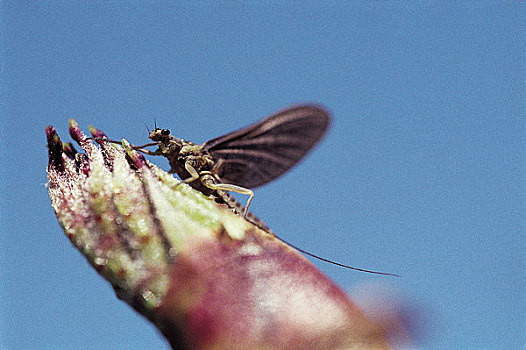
[274,235,400,277]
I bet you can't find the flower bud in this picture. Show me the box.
[46,122,399,349]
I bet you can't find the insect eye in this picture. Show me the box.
[161,129,170,135]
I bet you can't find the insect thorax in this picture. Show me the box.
[157,138,183,155]
[186,142,215,165]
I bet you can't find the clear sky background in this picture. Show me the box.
[2,2,524,349]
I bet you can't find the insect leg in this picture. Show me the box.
[200,175,254,218]
[87,138,158,149]
[176,160,201,185]
[137,148,163,156]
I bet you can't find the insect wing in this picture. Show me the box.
[202,105,330,188]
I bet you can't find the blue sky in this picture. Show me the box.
[2,2,524,349]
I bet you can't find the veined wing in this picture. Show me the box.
[202,105,330,188]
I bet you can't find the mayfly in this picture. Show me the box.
[140,105,329,216]
[94,105,399,277]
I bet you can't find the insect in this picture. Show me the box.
[94,105,399,277]
[138,105,329,216]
